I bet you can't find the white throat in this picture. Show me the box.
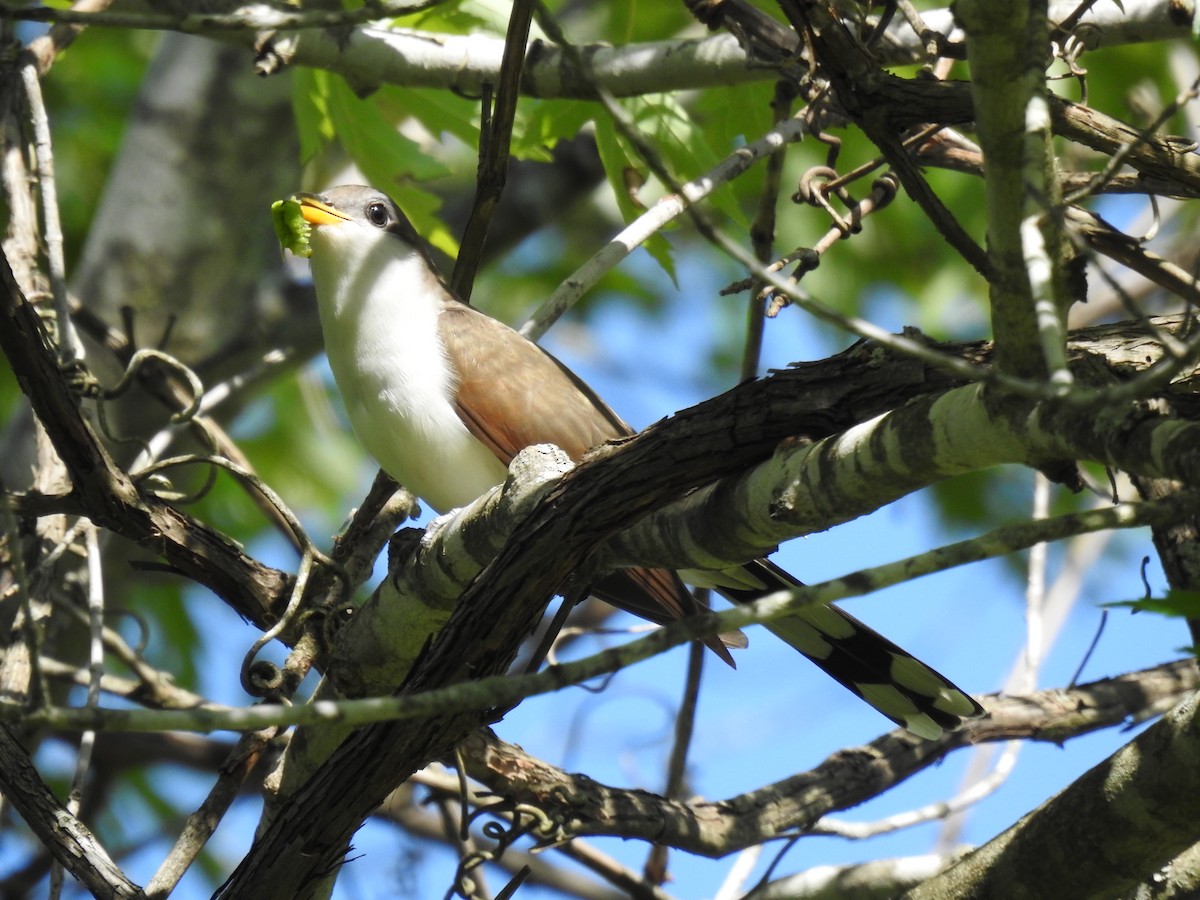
[309,223,507,511]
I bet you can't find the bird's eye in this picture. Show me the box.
[365,201,389,228]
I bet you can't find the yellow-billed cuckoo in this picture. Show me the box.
[295,185,984,739]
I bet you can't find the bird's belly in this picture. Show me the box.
[342,376,508,514]
[322,303,509,513]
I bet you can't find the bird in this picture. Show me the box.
[291,184,984,739]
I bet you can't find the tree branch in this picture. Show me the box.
[460,659,1199,855]
[0,726,144,899]
[904,689,1200,899]
[3,0,1189,98]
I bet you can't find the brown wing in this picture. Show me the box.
[592,567,736,665]
[439,300,632,464]
[439,299,737,666]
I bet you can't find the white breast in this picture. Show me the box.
[308,224,508,512]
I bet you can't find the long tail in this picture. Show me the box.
[714,560,984,739]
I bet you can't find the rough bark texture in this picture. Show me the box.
[904,692,1200,900]
[0,727,146,899]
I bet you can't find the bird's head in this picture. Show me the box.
[294,185,423,253]
[284,185,439,298]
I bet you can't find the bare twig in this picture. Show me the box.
[18,60,77,361]
[48,523,105,900]
[741,83,794,381]
[451,0,534,302]
[519,117,809,341]
[644,636,704,885]
[145,726,278,899]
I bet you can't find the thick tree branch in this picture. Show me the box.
[209,306,1200,895]
[328,445,575,696]
[904,689,1200,899]
[9,201,1200,891]
[958,0,1063,378]
[596,316,1200,572]
[4,1,1189,98]
[5,2,1198,896]
[602,376,1200,573]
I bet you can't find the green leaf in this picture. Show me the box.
[692,81,776,149]
[323,71,449,185]
[593,113,678,282]
[627,92,749,229]
[271,197,312,258]
[1104,589,1200,619]
[602,0,697,42]
[375,86,481,152]
[513,99,594,161]
[291,66,336,166]
[396,187,461,259]
[304,70,459,257]
[402,0,509,34]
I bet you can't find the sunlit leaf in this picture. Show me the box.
[1105,590,1200,620]
[594,113,678,281]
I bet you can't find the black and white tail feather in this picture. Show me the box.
[714,559,983,739]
